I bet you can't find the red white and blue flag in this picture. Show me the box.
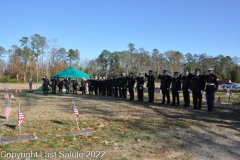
[17,107,26,126]
[4,91,9,99]
[4,101,11,118]
[72,104,79,118]
[10,93,16,100]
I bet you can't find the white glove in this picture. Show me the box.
[113,87,115,89]
[48,85,49,87]
[92,86,93,87]
[201,90,204,94]
[188,89,191,92]
[167,88,170,90]
[178,90,180,93]
[132,87,134,89]
[121,87,122,89]
[140,87,142,90]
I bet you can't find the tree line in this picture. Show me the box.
[1,34,240,83]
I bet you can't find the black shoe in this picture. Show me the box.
[161,102,165,104]
[194,108,197,109]
[171,104,175,106]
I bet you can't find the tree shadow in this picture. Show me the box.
[50,120,65,125]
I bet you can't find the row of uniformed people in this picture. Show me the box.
[86,73,145,101]
[145,68,218,111]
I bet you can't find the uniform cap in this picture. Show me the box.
[122,73,126,76]
[195,68,201,72]
[208,68,214,71]
[149,70,153,72]
[174,72,178,74]
[163,70,167,72]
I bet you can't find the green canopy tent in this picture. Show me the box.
[50,66,91,78]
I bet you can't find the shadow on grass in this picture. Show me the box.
[0,116,6,119]
[50,120,65,125]
[4,124,16,130]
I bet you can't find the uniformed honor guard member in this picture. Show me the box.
[58,78,64,94]
[114,75,119,97]
[81,78,87,95]
[128,72,135,100]
[94,76,99,95]
[51,77,57,94]
[158,70,172,104]
[145,70,155,102]
[42,76,49,95]
[191,68,205,110]
[88,77,93,95]
[179,69,192,107]
[205,68,219,111]
[72,78,78,94]
[28,79,32,89]
[136,72,144,101]
[64,76,71,94]
[171,72,181,106]
[121,73,128,99]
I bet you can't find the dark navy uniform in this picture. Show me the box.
[136,74,144,101]
[121,75,128,99]
[205,68,218,111]
[179,70,192,107]
[42,76,49,95]
[64,77,71,94]
[171,72,181,106]
[72,79,78,94]
[145,70,155,102]
[58,78,64,94]
[158,70,172,104]
[128,73,135,100]
[191,69,205,110]
[51,77,57,94]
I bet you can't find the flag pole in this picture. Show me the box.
[72,100,80,130]
[19,102,21,135]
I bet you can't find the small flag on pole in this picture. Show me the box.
[10,93,16,100]
[4,101,11,118]
[17,107,26,126]
[216,97,221,107]
[4,91,9,99]
[72,104,79,118]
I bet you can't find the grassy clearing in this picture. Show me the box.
[0,88,239,160]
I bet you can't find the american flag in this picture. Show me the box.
[4,101,11,118]
[216,97,221,107]
[4,91,9,99]
[17,107,26,126]
[10,93,16,100]
[72,104,79,118]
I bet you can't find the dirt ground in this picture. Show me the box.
[1,83,240,160]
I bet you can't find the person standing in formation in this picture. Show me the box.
[28,79,32,89]
[158,70,171,105]
[58,78,64,94]
[42,76,49,95]
[205,68,219,111]
[136,72,144,101]
[171,72,181,106]
[51,77,57,94]
[64,76,71,94]
[72,78,78,95]
[145,70,155,102]
[191,68,205,110]
[128,72,135,100]
[81,78,87,95]
[179,69,192,107]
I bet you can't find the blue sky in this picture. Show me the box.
[1,0,240,60]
